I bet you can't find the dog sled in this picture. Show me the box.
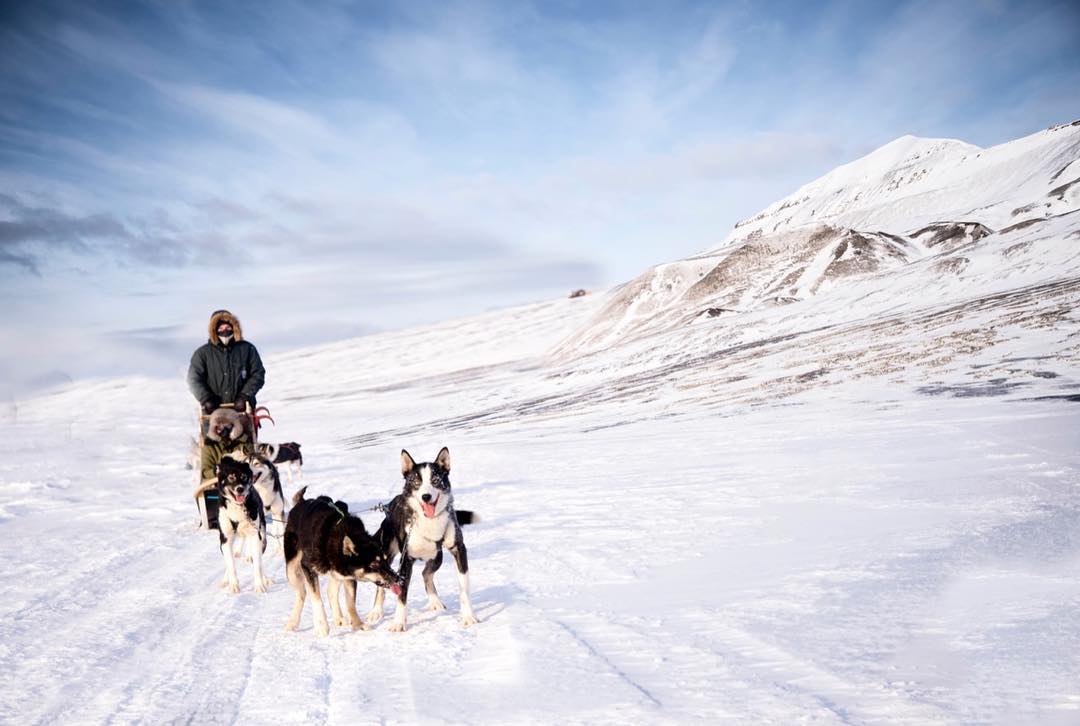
[192,402,274,530]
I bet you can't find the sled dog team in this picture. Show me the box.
[188,309,477,635]
[212,445,478,636]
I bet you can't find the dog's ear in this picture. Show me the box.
[401,449,416,476]
[342,536,357,556]
[434,447,450,472]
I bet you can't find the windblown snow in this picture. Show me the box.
[2,121,1079,725]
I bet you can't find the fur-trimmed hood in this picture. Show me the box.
[208,309,244,345]
[206,407,252,443]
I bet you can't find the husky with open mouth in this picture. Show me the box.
[227,450,287,548]
[284,486,404,637]
[214,457,272,594]
[365,447,478,632]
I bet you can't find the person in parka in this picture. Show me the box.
[189,310,265,490]
[187,309,266,416]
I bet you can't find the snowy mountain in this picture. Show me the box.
[727,123,1080,236]
[553,121,1080,411]
[3,122,1079,724]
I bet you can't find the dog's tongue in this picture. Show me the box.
[390,584,402,596]
[234,493,246,503]
[421,498,437,518]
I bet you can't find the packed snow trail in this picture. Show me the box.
[2,378,1079,724]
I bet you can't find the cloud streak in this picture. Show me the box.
[0,193,220,274]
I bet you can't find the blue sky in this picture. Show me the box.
[2,0,1079,390]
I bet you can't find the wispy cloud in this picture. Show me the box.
[154,82,341,154]
[1,193,120,274]
[0,193,236,274]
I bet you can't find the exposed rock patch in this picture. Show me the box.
[910,222,994,250]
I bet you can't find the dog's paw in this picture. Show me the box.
[254,581,269,594]
[387,621,407,633]
[334,615,348,627]
[226,580,240,594]
[315,622,330,637]
[364,609,383,625]
[349,617,369,632]
[427,596,446,612]
[285,618,299,632]
[461,613,479,627]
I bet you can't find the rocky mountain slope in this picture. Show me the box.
[547,122,1080,409]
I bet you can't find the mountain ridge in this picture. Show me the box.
[552,121,1080,361]
[721,120,1080,245]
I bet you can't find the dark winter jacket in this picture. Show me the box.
[187,310,266,408]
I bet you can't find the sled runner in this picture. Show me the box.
[192,402,275,530]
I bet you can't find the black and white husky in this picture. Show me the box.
[365,447,479,632]
[257,442,304,483]
[227,450,287,547]
[284,487,403,636]
[214,457,272,594]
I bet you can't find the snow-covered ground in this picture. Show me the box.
[2,122,1079,724]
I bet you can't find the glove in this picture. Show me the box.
[233,397,249,413]
[201,398,219,415]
